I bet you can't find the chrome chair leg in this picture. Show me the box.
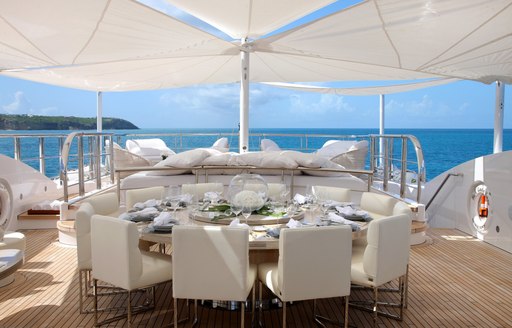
[241,301,245,328]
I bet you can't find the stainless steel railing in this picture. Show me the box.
[60,132,115,201]
[1,131,425,204]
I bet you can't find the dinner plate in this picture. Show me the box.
[252,226,267,232]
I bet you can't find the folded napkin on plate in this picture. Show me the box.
[153,212,178,226]
[133,199,159,210]
[119,207,159,221]
[327,212,361,231]
[179,193,193,204]
[229,218,250,229]
[323,200,352,207]
[335,206,371,220]
[286,218,302,229]
[293,193,306,205]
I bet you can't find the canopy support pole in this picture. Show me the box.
[97,91,103,132]
[379,94,385,166]
[239,39,250,153]
[493,81,505,154]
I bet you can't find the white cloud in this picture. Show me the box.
[289,93,354,114]
[2,91,31,114]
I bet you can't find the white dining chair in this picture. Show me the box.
[181,182,223,201]
[91,215,173,327]
[312,185,351,202]
[350,214,411,326]
[125,186,165,209]
[172,225,256,328]
[75,192,120,314]
[258,225,352,328]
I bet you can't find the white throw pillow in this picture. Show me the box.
[160,148,211,168]
[348,140,369,151]
[260,139,281,151]
[201,152,234,166]
[212,137,229,149]
[303,160,350,177]
[126,138,174,158]
[316,140,356,158]
[280,150,326,168]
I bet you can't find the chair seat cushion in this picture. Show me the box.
[351,258,374,287]
[258,262,280,297]
[136,251,173,289]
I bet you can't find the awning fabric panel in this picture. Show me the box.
[166,0,336,39]
[0,0,236,69]
[263,78,460,96]
[0,0,511,91]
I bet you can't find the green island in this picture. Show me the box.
[0,114,138,130]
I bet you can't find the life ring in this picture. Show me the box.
[467,181,489,234]
[0,178,13,229]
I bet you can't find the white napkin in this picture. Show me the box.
[293,193,306,205]
[119,207,159,221]
[327,212,360,231]
[133,198,159,210]
[33,200,61,210]
[153,212,176,226]
[180,193,193,204]
[286,218,302,229]
[335,206,369,219]
[229,218,250,229]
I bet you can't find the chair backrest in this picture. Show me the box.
[313,186,351,202]
[75,202,95,270]
[363,214,411,286]
[172,226,251,301]
[267,183,286,201]
[181,183,224,201]
[86,193,120,216]
[278,226,352,302]
[125,186,165,209]
[90,215,143,291]
[360,192,398,217]
[75,193,119,271]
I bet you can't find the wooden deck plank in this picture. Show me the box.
[2,228,512,327]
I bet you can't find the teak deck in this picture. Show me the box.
[1,228,512,328]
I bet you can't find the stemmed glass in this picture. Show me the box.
[241,205,252,225]
[320,200,332,219]
[305,185,319,223]
[166,185,181,217]
[230,203,242,219]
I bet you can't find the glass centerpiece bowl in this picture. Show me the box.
[228,173,268,213]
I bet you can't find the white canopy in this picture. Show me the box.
[263,78,460,96]
[1,0,511,91]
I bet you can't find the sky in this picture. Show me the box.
[0,0,511,130]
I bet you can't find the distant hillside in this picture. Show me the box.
[0,114,138,130]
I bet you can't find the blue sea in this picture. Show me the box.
[1,128,510,181]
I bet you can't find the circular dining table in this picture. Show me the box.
[137,204,368,253]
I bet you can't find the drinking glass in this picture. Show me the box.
[241,205,252,224]
[166,185,181,215]
[230,203,242,219]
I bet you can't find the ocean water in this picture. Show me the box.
[1,128,510,181]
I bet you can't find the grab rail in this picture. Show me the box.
[369,134,425,202]
[425,173,463,210]
[60,132,115,201]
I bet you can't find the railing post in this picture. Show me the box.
[400,137,407,198]
[108,135,115,185]
[78,135,85,196]
[39,137,46,175]
[383,138,389,192]
[14,137,21,160]
[95,134,102,190]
